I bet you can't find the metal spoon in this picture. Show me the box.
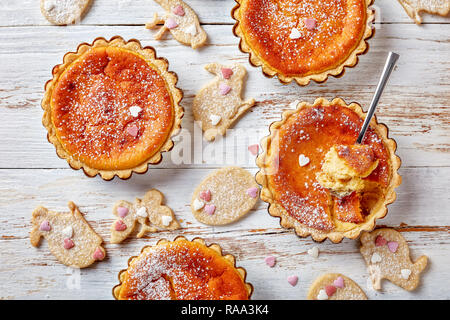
[356,52,400,144]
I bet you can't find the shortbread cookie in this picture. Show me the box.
[30,202,106,268]
[40,0,92,25]
[111,189,180,244]
[360,228,428,291]
[191,166,259,225]
[307,273,367,300]
[398,0,450,24]
[146,0,207,49]
[193,63,256,141]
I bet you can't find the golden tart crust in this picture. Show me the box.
[255,98,401,243]
[232,0,375,85]
[42,36,183,180]
[113,237,253,300]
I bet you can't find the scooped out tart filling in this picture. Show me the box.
[317,144,379,196]
[51,46,174,171]
[114,238,252,300]
[256,98,401,242]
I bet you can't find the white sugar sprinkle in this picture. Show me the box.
[136,207,148,218]
[210,114,221,126]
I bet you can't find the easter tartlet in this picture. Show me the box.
[256,98,401,242]
[42,36,183,180]
[113,237,253,300]
[232,0,375,85]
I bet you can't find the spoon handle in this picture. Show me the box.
[356,52,400,144]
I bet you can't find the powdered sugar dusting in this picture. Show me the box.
[240,0,366,75]
[51,47,173,169]
[270,104,391,231]
[120,241,248,300]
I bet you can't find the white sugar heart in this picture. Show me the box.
[317,289,328,300]
[185,24,197,36]
[298,154,310,167]
[401,268,411,280]
[371,252,382,264]
[136,207,147,218]
[307,246,319,258]
[129,106,142,117]
[61,226,73,238]
[289,27,301,39]
[161,215,172,227]
[210,114,221,126]
[193,198,205,211]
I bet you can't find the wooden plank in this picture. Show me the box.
[0,167,448,299]
[0,24,449,168]
[1,0,449,27]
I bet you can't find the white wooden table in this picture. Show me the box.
[0,0,449,300]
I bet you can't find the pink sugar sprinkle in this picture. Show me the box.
[39,220,51,232]
[115,220,127,231]
[375,235,387,247]
[93,247,105,261]
[333,277,345,288]
[246,187,258,198]
[248,144,259,155]
[325,285,336,296]
[387,241,399,253]
[305,18,317,30]
[126,125,139,137]
[287,275,298,286]
[204,204,216,215]
[63,238,75,250]
[172,5,185,16]
[221,68,233,79]
[199,190,211,202]
[165,17,178,29]
[117,206,129,218]
[265,256,276,267]
[219,83,231,95]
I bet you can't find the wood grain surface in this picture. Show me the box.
[0,0,449,300]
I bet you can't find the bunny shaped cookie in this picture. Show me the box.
[360,228,428,291]
[30,202,106,268]
[146,0,207,49]
[193,63,256,141]
[110,189,180,244]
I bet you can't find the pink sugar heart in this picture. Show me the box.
[305,18,316,30]
[126,125,139,137]
[165,17,178,29]
[115,220,127,231]
[325,285,336,297]
[287,275,298,286]
[63,238,75,250]
[93,247,105,261]
[333,277,345,288]
[39,220,51,232]
[246,187,258,198]
[375,235,387,247]
[199,190,212,202]
[204,204,216,215]
[219,83,231,95]
[264,256,276,267]
[172,4,185,16]
[248,144,259,156]
[221,68,233,79]
[117,206,129,218]
[387,241,399,253]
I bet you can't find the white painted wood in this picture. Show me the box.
[0,24,449,168]
[0,167,449,299]
[1,0,449,26]
[0,0,449,301]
